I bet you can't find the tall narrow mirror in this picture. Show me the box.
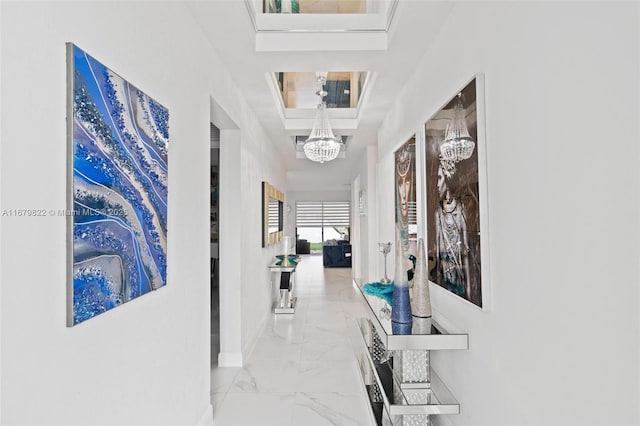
[262,181,284,247]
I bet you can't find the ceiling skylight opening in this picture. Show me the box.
[275,71,368,110]
[263,0,376,14]
[245,0,398,34]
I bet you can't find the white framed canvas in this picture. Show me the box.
[424,75,490,310]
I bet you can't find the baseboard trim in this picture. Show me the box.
[197,403,214,426]
[218,351,243,367]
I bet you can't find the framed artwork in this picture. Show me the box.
[395,137,417,243]
[425,75,489,309]
[394,136,417,277]
[66,44,169,325]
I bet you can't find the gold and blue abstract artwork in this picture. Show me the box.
[67,44,168,326]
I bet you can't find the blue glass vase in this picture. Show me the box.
[391,319,413,335]
[391,231,412,324]
[391,284,413,324]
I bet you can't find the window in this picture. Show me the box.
[296,201,350,248]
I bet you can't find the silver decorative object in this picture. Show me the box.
[378,242,391,283]
[412,317,433,335]
[411,238,432,318]
[281,235,293,267]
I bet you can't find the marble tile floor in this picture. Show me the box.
[210,254,374,425]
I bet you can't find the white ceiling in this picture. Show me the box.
[187,1,454,191]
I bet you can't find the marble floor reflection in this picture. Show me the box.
[211,254,373,425]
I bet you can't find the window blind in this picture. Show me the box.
[295,201,350,227]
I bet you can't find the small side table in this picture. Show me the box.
[268,256,300,314]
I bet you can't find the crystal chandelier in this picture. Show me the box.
[440,93,475,163]
[303,73,341,164]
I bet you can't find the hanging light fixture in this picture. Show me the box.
[303,73,341,164]
[440,93,475,163]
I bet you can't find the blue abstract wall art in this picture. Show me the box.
[66,44,169,326]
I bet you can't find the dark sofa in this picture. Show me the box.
[323,240,352,267]
[296,238,310,254]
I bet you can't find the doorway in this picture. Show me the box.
[210,123,220,366]
[210,97,242,368]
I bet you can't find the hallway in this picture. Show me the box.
[210,255,373,425]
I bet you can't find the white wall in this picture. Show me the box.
[378,2,639,425]
[0,1,284,424]
[238,129,286,362]
[351,145,381,283]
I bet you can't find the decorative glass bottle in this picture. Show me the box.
[411,238,432,318]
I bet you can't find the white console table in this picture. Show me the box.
[353,278,469,425]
